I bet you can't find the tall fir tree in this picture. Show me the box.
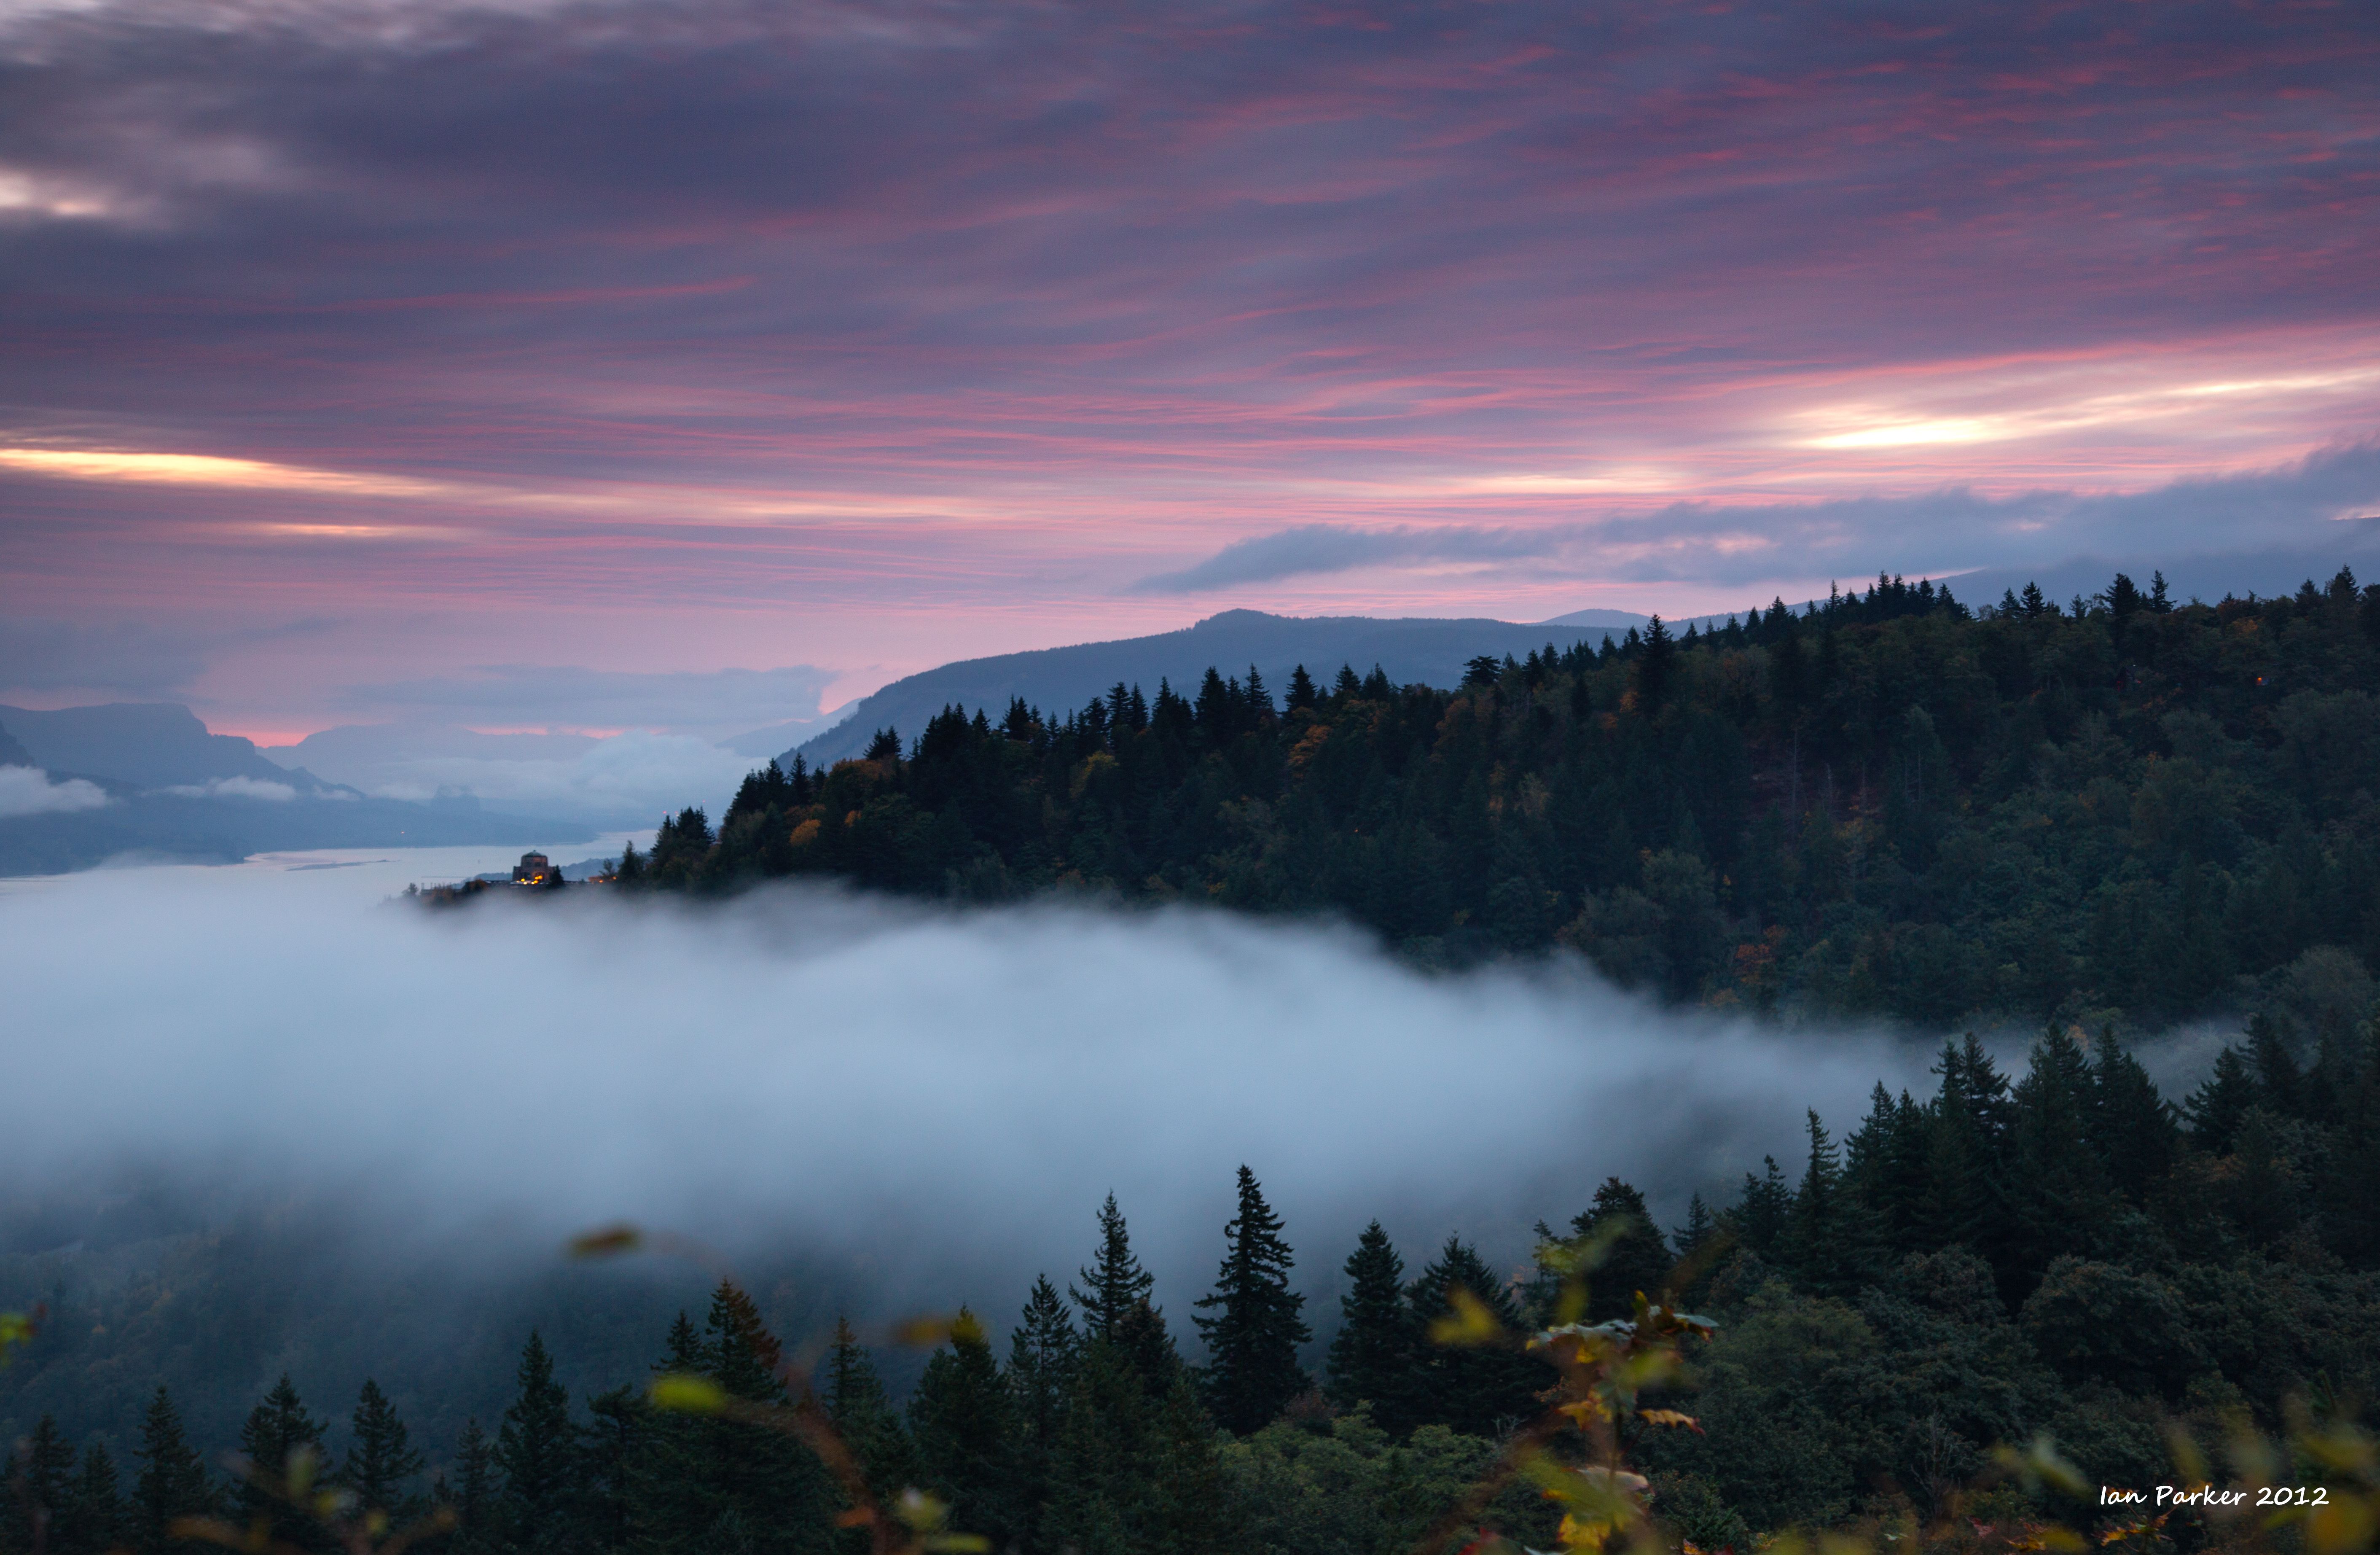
[2187,1044,2260,1153]
[1728,1156,1792,1256]
[9,1415,74,1555]
[1671,1194,1717,1262]
[1005,1276,1078,1554]
[435,1419,498,1555]
[58,1441,124,1555]
[1192,1166,1312,1434]
[1566,1177,1673,1321]
[634,1282,830,1555]
[1783,1112,1865,1296]
[1323,1221,1417,1433]
[1405,1238,1539,1439]
[822,1316,913,1517]
[235,1376,330,1553]
[1043,1333,1226,1555]
[494,1333,579,1552]
[1071,1194,1156,1343]
[2005,1028,2122,1291]
[132,1386,218,1555]
[340,1379,426,1528]
[2088,1028,2180,1196]
[907,1310,1015,1548]
[578,1388,644,1555]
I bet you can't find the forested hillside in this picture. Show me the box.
[631,569,2380,1029]
[8,1021,2378,1553]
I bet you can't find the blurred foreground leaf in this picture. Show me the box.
[648,1373,728,1414]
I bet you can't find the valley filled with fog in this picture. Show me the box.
[3,855,1929,1286]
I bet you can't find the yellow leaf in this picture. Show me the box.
[1639,1409,1702,1432]
[2307,1494,2377,1555]
[648,1374,727,1413]
[1429,1287,1505,1348]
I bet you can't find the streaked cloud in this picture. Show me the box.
[0,448,456,498]
[1139,441,2380,592]
[0,0,2373,697]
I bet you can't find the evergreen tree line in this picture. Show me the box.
[15,1017,2380,1550]
[615,568,2380,1029]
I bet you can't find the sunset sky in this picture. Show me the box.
[3,0,2377,740]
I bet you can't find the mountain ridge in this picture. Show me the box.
[784,607,1655,768]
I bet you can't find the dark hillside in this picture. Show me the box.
[650,570,2380,1031]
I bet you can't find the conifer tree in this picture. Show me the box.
[1112,1297,1185,1400]
[1142,1371,1230,1555]
[2248,1014,2306,1117]
[494,1333,578,1551]
[640,1282,830,1555]
[908,1310,1015,1547]
[1567,1177,1672,1321]
[132,1386,218,1555]
[822,1316,913,1509]
[1920,1036,2016,1264]
[59,1441,123,1555]
[341,1379,426,1528]
[236,1376,330,1552]
[1728,1156,1792,1256]
[1043,1337,1145,1555]
[1636,615,1675,713]
[438,1419,497,1555]
[1071,1194,1156,1343]
[10,1415,74,1555]
[2006,1028,2121,1288]
[1192,1166,1311,1434]
[1006,1276,1077,1553]
[1405,1238,1538,1438]
[2088,1026,2179,1197]
[1324,1221,1416,1431]
[1044,1330,1225,1555]
[1671,1194,1717,1261]
[2187,1045,2259,1153]
[1783,1113,1862,1295]
[578,1387,643,1555]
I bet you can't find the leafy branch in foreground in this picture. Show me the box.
[168,1439,454,1555]
[576,1228,990,1555]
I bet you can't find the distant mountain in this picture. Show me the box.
[1538,607,1654,630]
[0,702,334,791]
[0,702,593,876]
[264,721,603,777]
[784,608,1643,767]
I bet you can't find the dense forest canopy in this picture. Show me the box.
[8,1015,2379,1555]
[628,568,2380,1030]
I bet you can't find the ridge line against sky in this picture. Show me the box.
[2,0,2377,738]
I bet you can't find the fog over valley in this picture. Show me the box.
[0,865,1928,1280]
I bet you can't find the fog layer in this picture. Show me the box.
[1,868,1928,1307]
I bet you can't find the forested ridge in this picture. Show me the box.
[10,1014,2380,1555]
[627,568,2380,1029]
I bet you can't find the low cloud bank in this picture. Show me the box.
[156,775,298,802]
[267,726,756,829]
[0,765,110,818]
[0,870,1930,1310]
